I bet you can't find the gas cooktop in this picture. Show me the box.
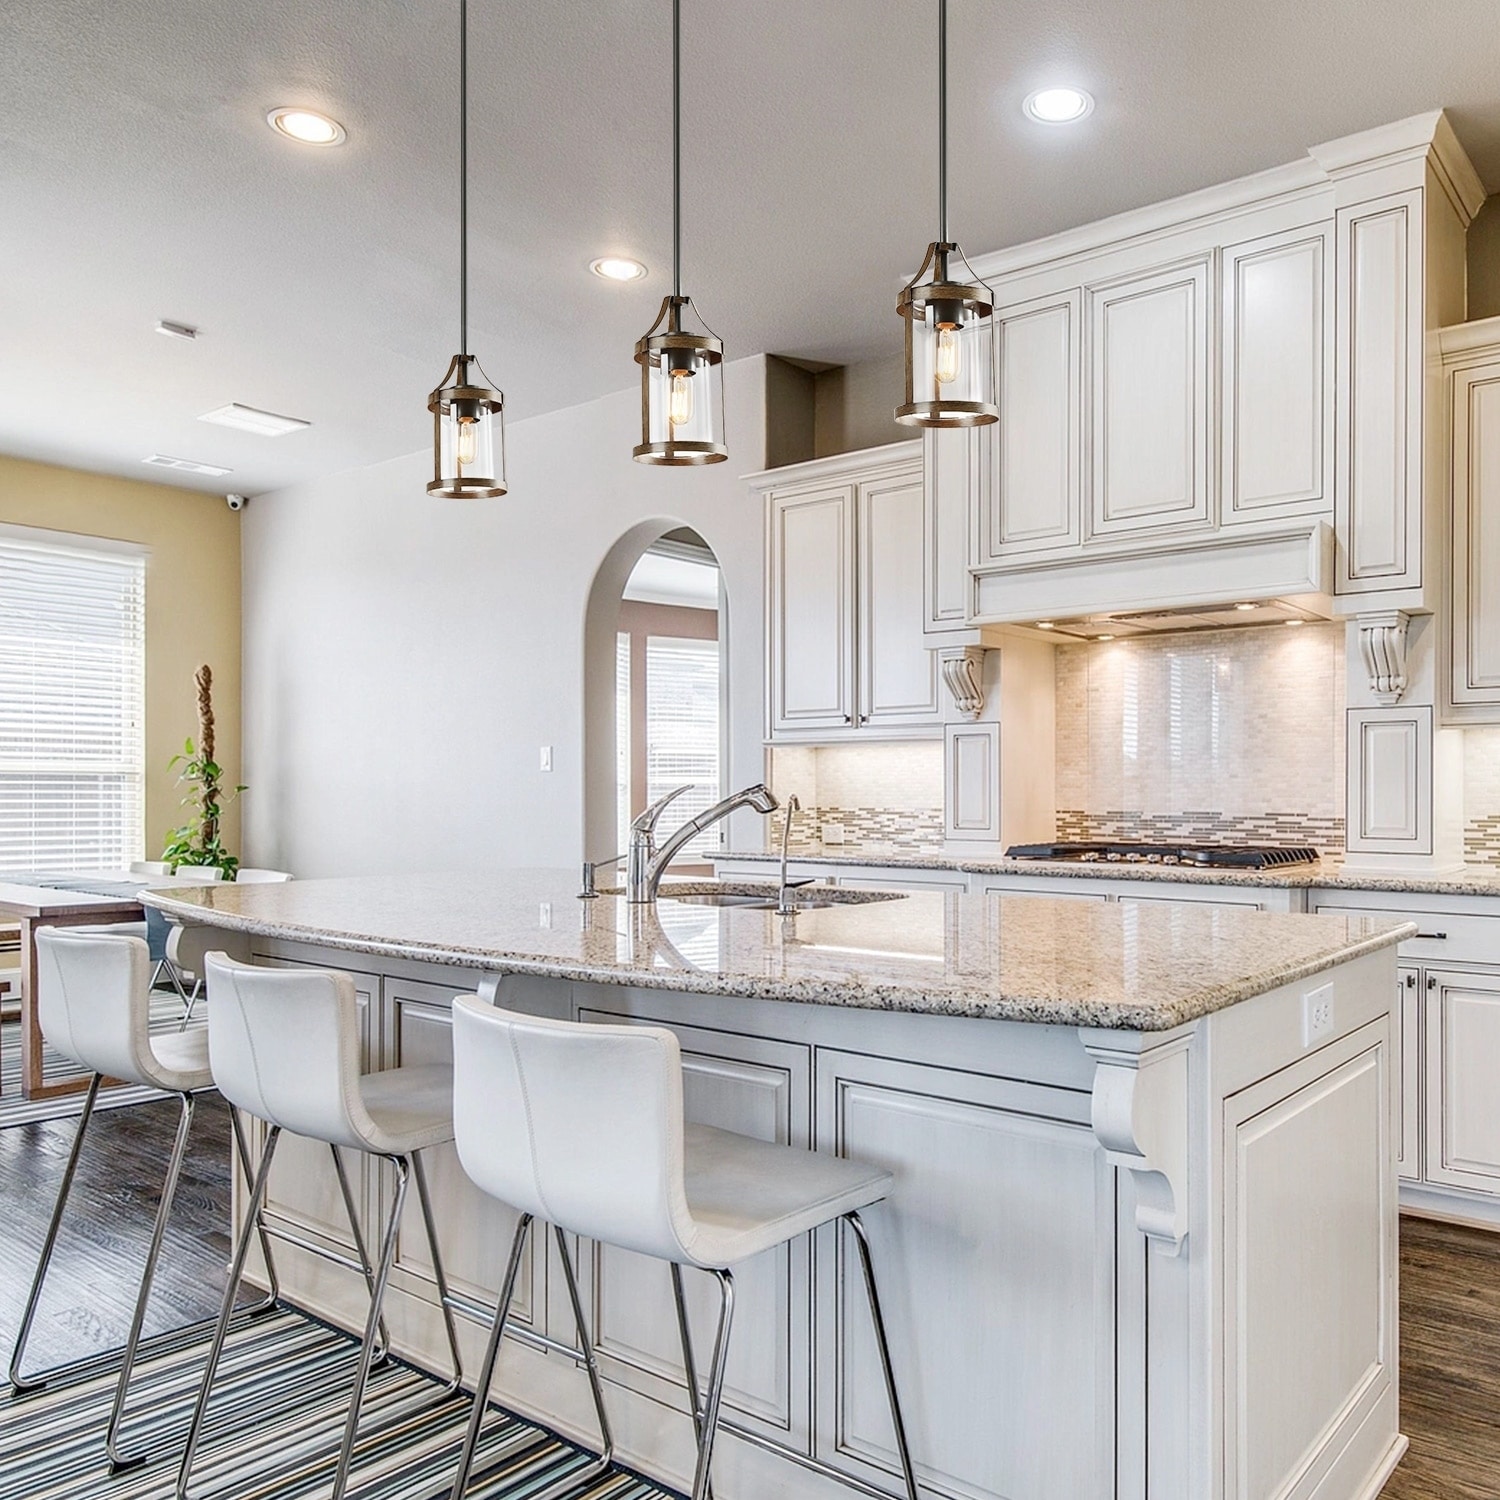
[1003,842,1321,870]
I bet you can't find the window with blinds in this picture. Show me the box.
[0,534,146,871]
[645,635,720,862]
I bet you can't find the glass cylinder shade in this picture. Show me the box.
[633,296,727,465]
[896,242,998,428]
[427,354,507,497]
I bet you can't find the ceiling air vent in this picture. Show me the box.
[142,454,233,477]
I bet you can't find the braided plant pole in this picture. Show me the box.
[162,664,245,877]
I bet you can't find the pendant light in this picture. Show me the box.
[895,0,998,428]
[632,0,727,465]
[428,0,506,498]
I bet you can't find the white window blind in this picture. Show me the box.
[616,631,632,857]
[0,535,146,872]
[646,635,720,863]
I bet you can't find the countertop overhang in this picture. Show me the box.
[143,870,1413,1033]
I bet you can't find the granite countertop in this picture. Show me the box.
[143,870,1413,1033]
[716,847,1500,897]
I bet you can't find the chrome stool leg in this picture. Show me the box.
[449,1212,532,1500]
[846,1211,920,1500]
[669,1264,715,1500]
[105,1089,197,1471]
[413,1152,464,1397]
[328,1154,410,1500]
[552,1225,615,1484]
[689,1269,735,1500]
[331,1143,391,1364]
[177,1125,282,1500]
[227,1107,280,1315]
[8,1073,103,1393]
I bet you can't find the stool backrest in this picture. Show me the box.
[451,996,694,1262]
[34,927,153,1084]
[234,869,293,883]
[205,952,367,1149]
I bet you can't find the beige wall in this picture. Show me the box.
[1471,194,1500,321]
[0,455,242,860]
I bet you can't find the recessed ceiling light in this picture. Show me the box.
[199,402,310,438]
[155,319,198,341]
[142,454,232,477]
[266,107,346,146]
[590,256,648,282]
[1023,87,1094,125]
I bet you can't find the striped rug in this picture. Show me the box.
[0,993,197,1130]
[0,1306,675,1500]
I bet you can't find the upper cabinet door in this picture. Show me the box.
[768,485,856,733]
[1333,190,1425,596]
[985,291,1081,558]
[1087,258,1212,538]
[859,474,942,728]
[923,426,979,632]
[1450,360,1500,713]
[1221,226,1333,522]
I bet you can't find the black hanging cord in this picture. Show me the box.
[460,0,469,357]
[938,0,948,245]
[672,0,682,300]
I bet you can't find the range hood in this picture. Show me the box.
[1028,595,1329,641]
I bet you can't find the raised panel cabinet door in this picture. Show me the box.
[579,1011,814,1454]
[813,1049,1115,1500]
[858,472,942,727]
[1423,966,1500,1193]
[381,979,544,1338]
[1334,190,1424,595]
[1397,965,1422,1182]
[1088,258,1212,537]
[992,290,1081,554]
[923,426,981,630]
[1222,226,1332,521]
[1450,364,1500,707]
[769,486,856,733]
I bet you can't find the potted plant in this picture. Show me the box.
[161,664,245,879]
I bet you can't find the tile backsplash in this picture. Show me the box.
[1465,728,1500,866]
[768,742,944,854]
[1056,622,1347,852]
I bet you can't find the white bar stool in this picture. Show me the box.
[10,928,277,1472]
[177,952,464,1500]
[446,997,922,1500]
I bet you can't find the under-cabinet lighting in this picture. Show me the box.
[1036,621,1055,630]
[1095,633,1115,642]
[1234,602,1256,612]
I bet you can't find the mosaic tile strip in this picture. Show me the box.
[1057,809,1346,854]
[778,804,946,856]
[1465,815,1500,868]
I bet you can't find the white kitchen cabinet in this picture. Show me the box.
[767,481,857,734]
[1397,964,1420,1182]
[1441,319,1500,720]
[1423,967,1500,1193]
[762,445,940,741]
[923,426,978,632]
[1088,257,1212,539]
[1221,225,1332,523]
[983,290,1081,558]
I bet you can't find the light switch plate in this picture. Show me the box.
[539,746,553,772]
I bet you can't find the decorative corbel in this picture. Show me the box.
[938,646,988,720]
[1358,610,1410,705]
[1079,1025,1196,1255]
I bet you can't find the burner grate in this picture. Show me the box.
[1004,842,1321,870]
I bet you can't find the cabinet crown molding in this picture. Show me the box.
[1440,316,1500,362]
[1310,109,1485,224]
[744,439,922,493]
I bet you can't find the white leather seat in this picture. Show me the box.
[446,997,920,1500]
[233,868,293,883]
[176,954,463,1500]
[13,928,256,1473]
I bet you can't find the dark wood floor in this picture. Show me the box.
[1,1102,1499,1493]
[0,1093,232,1373]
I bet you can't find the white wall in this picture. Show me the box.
[240,356,773,877]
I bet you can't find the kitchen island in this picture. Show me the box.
[147,873,1412,1500]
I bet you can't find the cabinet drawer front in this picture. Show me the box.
[1310,902,1500,966]
[1088,259,1212,536]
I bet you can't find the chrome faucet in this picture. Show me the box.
[776,794,802,915]
[627,782,780,902]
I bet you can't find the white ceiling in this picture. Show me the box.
[4,0,1499,497]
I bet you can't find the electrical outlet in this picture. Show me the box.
[1303,983,1334,1047]
[539,746,553,772]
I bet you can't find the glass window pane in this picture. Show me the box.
[645,635,720,863]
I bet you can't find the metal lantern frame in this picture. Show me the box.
[427,353,506,499]
[894,0,999,430]
[427,0,509,498]
[632,0,728,466]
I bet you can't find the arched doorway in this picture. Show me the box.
[581,522,727,871]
